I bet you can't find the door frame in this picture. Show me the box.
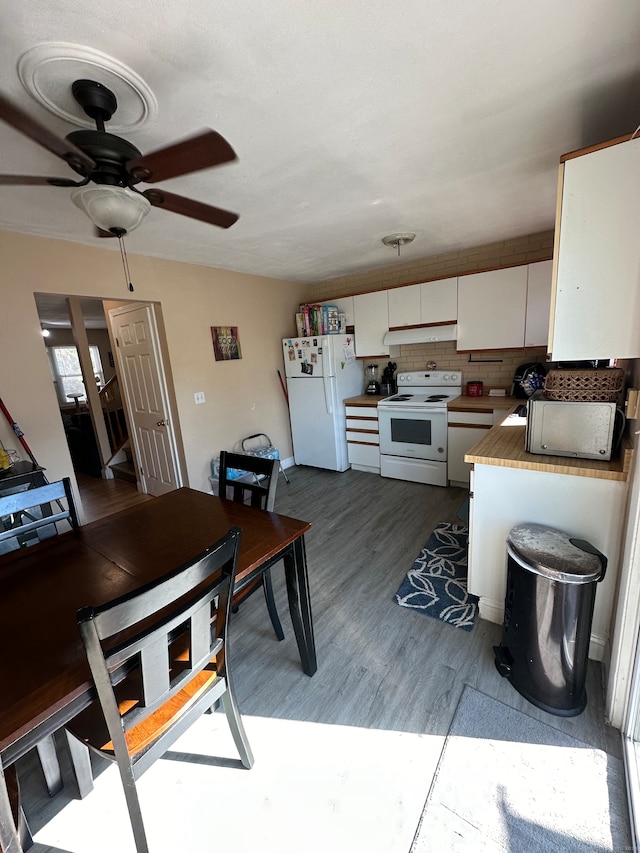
[107,301,184,495]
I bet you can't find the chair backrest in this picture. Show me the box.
[76,526,241,778]
[0,477,78,554]
[218,451,278,511]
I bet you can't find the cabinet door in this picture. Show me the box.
[354,291,390,357]
[420,278,457,324]
[457,266,528,351]
[320,296,355,328]
[447,425,491,485]
[388,284,420,327]
[550,138,640,360]
[525,260,553,347]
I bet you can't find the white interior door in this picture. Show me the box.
[109,303,181,496]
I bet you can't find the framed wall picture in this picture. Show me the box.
[211,326,242,361]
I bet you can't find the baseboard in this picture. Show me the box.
[479,595,606,662]
[351,464,380,474]
[479,597,504,626]
[281,456,295,470]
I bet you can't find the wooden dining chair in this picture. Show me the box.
[66,526,253,853]
[0,478,81,801]
[218,451,285,641]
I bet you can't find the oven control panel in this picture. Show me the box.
[397,371,461,387]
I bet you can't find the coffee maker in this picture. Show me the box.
[365,364,380,395]
[380,362,397,396]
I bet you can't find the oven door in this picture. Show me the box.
[378,406,447,461]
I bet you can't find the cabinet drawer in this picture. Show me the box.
[447,410,494,427]
[347,431,379,445]
[345,405,379,418]
[346,417,379,432]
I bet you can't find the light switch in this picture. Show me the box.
[626,389,639,420]
[194,391,206,404]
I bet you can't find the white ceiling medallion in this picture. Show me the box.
[18,43,158,132]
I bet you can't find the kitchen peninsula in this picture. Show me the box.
[465,414,632,662]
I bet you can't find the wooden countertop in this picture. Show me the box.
[448,394,520,412]
[344,395,387,405]
[465,413,633,482]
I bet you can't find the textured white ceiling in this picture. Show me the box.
[1,1,640,284]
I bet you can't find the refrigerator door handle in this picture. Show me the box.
[323,374,334,414]
[321,337,335,377]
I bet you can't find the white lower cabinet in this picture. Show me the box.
[346,403,380,472]
[468,463,628,661]
[447,410,493,486]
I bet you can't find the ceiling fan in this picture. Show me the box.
[0,78,239,237]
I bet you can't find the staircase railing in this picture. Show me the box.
[99,375,128,454]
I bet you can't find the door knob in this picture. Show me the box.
[156,419,167,427]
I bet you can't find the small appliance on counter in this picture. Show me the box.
[525,391,625,461]
[365,364,381,395]
[511,363,547,399]
[466,381,484,397]
[379,362,397,396]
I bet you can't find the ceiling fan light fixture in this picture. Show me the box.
[71,185,151,234]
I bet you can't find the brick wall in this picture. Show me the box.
[307,230,554,301]
[384,341,548,393]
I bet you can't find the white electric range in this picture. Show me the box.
[377,370,462,486]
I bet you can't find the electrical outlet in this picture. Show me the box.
[194,391,206,405]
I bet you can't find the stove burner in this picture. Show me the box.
[426,395,448,402]
[388,394,413,401]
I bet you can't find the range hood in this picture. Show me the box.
[383,325,457,346]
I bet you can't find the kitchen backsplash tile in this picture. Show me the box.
[387,341,548,391]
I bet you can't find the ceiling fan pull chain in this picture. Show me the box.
[117,232,134,292]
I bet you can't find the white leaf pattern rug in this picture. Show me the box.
[393,522,478,631]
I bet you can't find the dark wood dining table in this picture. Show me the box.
[0,487,314,853]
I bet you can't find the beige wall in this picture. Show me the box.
[0,230,306,504]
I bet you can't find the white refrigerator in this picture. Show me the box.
[283,335,363,471]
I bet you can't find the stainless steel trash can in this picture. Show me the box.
[493,523,607,717]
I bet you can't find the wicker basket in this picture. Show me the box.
[544,368,624,402]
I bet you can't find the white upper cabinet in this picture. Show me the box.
[420,278,457,325]
[457,266,528,351]
[353,291,390,357]
[550,136,640,360]
[525,260,553,347]
[387,284,420,327]
[387,278,458,328]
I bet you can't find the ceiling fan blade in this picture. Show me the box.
[0,174,81,187]
[142,189,239,228]
[0,91,95,175]
[126,130,236,183]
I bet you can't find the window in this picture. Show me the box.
[49,346,105,406]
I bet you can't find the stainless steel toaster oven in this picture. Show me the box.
[525,394,620,460]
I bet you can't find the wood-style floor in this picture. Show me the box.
[74,472,153,523]
[18,465,627,851]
